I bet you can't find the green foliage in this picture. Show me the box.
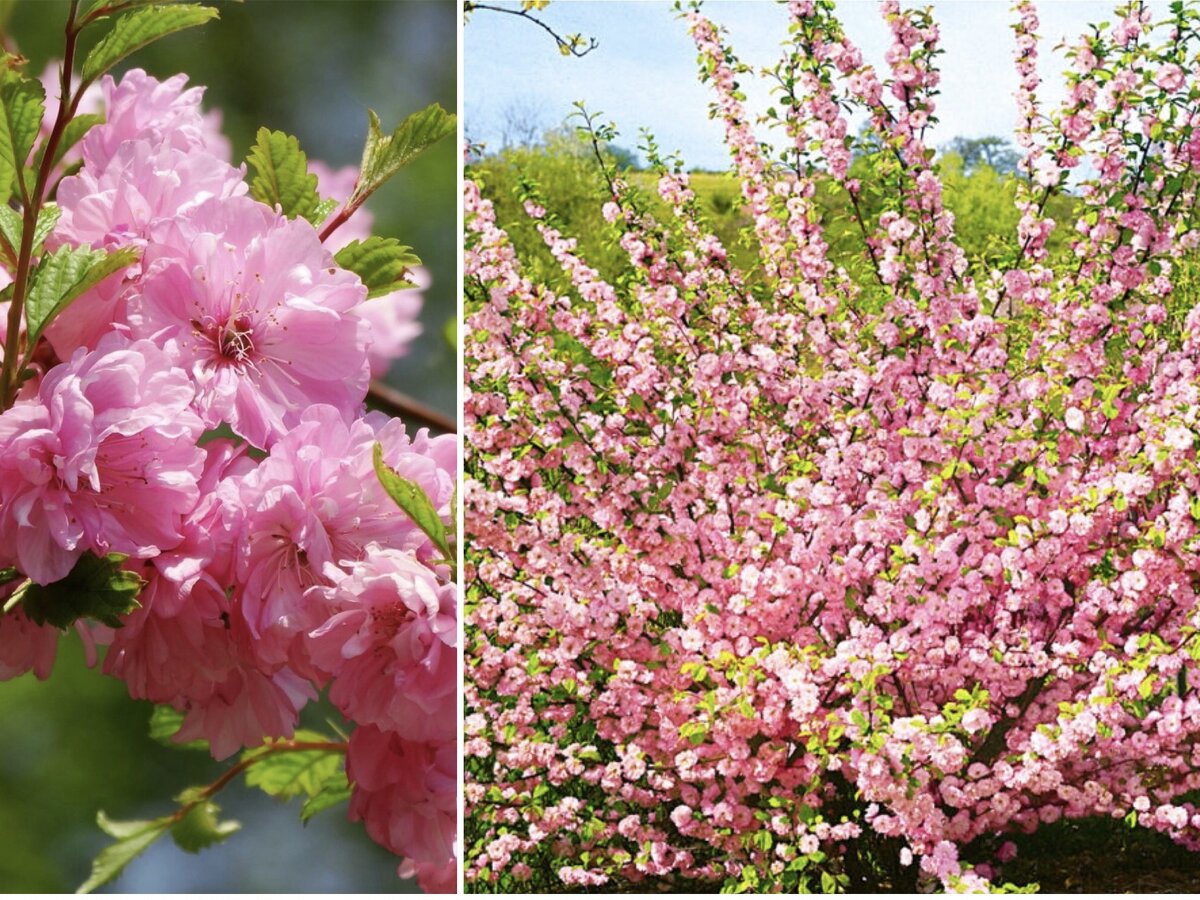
[944,135,1020,175]
[78,812,173,894]
[10,551,143,629]
[148,705,209,752]
[350,103,456,210]
[81,0,214,17]
[169,799,241,853]
[80,4,219,84]
[0,202,59,269]
[78,798,240,892]
[241,730,346,802]
[372,441,454,570]
[0,65,45,202]
[245,128,331,225]
[79,726,347,892]
[471,132,1082,312]
[300,783,353,823]
[335,236,421,299]
[23,244,139,349]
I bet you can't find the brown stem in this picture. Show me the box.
[464,2,597,57]
[369,379,455,434]
[1,0,80,409]
[318,201,358,243]
[192,739,348,809]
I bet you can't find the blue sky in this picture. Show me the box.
[465,0,1119,170]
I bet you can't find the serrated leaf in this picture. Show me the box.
[0,69,45,201]
[312,197,338,223]
[148,705,208,751]
[335,237,420,300]
[245,128,324,224]
[96,811,167,840]
[77,813,171,893]
[350,103,455,208]
[300,781,351,823]
[170,800,240,853]
[82,0,212,19]
[33,203,61,249]
[24,244,138,347]
[373,442,451,560]
[0,202,61,267]
[13,551,143,629]
[242,731,344,800]
[81,5,219,84]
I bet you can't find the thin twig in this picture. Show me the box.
[369,379,456,434]
[464,2,597,57]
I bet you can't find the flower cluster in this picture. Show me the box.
[465,0,1200,892]
[0,69,455,891]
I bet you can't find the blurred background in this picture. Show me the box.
[0,0,456,892]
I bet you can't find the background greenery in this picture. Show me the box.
[0,0,456,892]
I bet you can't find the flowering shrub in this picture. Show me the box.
[0,2,456,893]
[465,0,1200,891]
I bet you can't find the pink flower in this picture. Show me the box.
[0,601,59,681]
[227,405,455,667]
[358,268,425,379]
[46,140,246,355]
[0,334,203,584]
[132,196,370,448]
[1154,63,1185,92]
[961,708,992,734]
[82,69,228,171]
[398,858,456,894]
[173,665,317,760]
[347,725,457,869]
[308,547,456,742]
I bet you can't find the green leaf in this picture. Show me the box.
[170,800,240,853]
[350,103,455,208]
[245,128,326,224]
[24,244,139,347]
[373,442,452,561]
[13,551,143,629]
[300,782,352,823]
[148,705,209,751]
[443,315,456,349]
[77,813,171,893]
[81,5,219,84]
[0,202,61,267]
[335,237,420,299]
[242,730,344,801]
[33,202,62,250]
[0,68,46,201]
[82,0,215,18]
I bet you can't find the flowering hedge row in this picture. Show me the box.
[466,0,1200,891]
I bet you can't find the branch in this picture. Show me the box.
[369,379,456,434]
[464,2,598,57]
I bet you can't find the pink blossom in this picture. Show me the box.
[307,548,455,741]
[132,196,370,448]
[347,725,456,870]
[0,334,203,584]
[227,405,455,666]
[82,69,229,171]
